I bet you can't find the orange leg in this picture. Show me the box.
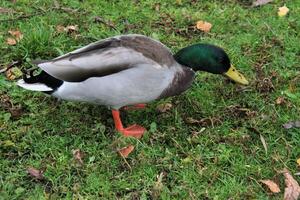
[112,109,146,139]
[122,103,147,111]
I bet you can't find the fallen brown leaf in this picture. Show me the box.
[252,0,273,7]
[72,149,84,164]
[56,25,78,34]
[8,30,23,41]
[278,6,289,17]
[283,121,300,129]
[27,167,45,180]
[276,96,286,105]
[5,67,22,80]
[6,38,16,45]
[196,20,212,33]
[156,103,172,113]
[5,68,16,80]
[282,168,300,200]
[66,25,78,33]
[260,179,281,193]
[118,145,134,158]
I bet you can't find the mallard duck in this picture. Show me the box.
[18,34,248,140]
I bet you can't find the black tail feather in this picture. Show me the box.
[23,70,63,91]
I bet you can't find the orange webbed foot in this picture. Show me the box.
[112,109,146,157]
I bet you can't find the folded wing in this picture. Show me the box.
[36,35,174,82]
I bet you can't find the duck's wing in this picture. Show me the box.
[36,34,175,82]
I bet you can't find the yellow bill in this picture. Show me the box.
[224,65,249,85]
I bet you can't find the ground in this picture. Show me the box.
[0,0,300,199]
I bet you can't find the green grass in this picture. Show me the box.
[1,0,300,199]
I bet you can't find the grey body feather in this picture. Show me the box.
[32,34,195,109]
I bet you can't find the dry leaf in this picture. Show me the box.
[297,158,300,167]
[6,29,23,45]
[283,121,300,129]
[276,96,286,105]
[8,30,23,41]
[282,168,300,200]
[5,67,22,80]
[27,167,45,180]
[278,6,289,17]
[56,25,78,34]
[260,134,268,154]
[260,179,281,193]
[196,20,212,33]
[156,103,172,113]
[252,0,273,7]
[5,68,16,80]
[72,149,84,164]
[6,38,16,45]
[118,145,134,158]
[66,25,78,33]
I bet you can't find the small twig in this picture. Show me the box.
[121,156,132,171]
[58,7,79,13]
[235,86,253,92]
[94,16,118,31]
[249,176,265,190]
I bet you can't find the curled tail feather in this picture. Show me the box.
[17,70,63,93]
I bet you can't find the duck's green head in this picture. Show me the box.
[174,44,249,85]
